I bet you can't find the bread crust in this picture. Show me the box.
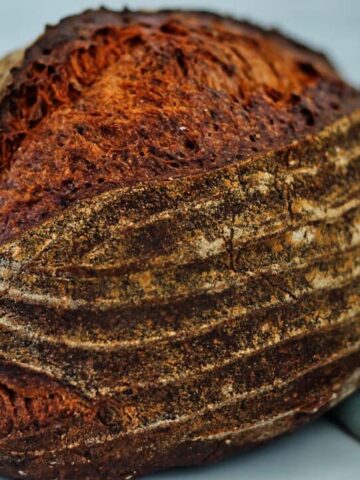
[0,9,359,244]
[0,9,360,480]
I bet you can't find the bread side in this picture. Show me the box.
[1,112,360,479]
[0,8,360,480]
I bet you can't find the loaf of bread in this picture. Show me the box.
[0,8,360,480]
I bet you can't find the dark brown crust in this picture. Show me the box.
[0,8,360,480]
[0,8,360,244]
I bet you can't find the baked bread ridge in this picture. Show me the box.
[1,113,360,480]
[0,8,360,480]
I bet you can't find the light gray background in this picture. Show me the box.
[0,1,359,479]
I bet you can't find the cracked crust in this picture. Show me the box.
[0,8,360,480]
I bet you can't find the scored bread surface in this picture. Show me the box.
[0,8,360,480]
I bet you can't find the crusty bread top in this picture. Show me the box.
[0,8,359,244]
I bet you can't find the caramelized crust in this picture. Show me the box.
[0,9,359,244]
[0,363,92,439]
[1,9,360,480]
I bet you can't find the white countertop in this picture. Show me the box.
[147,419,360,480]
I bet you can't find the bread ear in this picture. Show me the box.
[0,50,24,96]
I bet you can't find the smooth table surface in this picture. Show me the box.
[147,419,360,480]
